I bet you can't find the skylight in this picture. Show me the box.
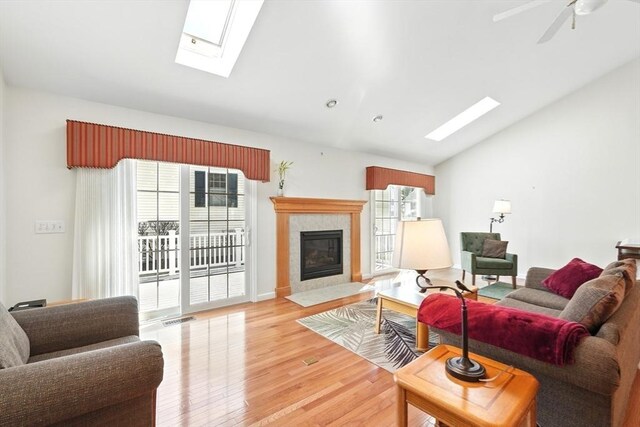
[175,0,264,78]
[425,97,501,141]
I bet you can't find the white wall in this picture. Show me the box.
[3,87,433,304]
[0,66,6,305]
[434,58,640,275]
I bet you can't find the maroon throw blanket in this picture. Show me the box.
[418,294,590,366]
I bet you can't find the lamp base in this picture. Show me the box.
[445,356,486,382]
[415,270,431,293]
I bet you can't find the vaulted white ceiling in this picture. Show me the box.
[0,1,638,165]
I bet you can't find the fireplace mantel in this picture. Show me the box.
[270,197,367,297]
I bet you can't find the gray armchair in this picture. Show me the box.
[0,296,164,426]
[460,232,518,288]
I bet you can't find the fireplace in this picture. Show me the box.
[300,230,343,281]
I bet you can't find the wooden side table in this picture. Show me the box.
[394,345,539,427]
[616,240,640,261]
[375,284,477,351]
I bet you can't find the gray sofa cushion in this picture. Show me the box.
[28,335,140,363]
[497,297,563,318]
[504,288,570,311]
[0,302,30,368]
[559,273,626,333]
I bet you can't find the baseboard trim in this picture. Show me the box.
[257,292,275,301]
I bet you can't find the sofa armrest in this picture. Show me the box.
[0,340,163,425]
[461,250,476,272]
[11,296,139,356]
[434,329,620,396]
[525,267,556,291]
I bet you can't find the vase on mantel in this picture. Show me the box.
[277,185,284,197]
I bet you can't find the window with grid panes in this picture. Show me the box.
[372,185,420,272]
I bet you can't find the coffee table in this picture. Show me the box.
[374,282,477,351]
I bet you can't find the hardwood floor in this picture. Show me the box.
[140,268,640,426]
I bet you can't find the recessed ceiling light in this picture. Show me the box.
[425,97,501,141]
[175,0,264,78]
[372,115,383,123]
[326,99,338,108]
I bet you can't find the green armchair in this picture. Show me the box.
[460,232,518,288]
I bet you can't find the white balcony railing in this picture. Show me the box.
[374,233,395,270]
[138,229,244,276]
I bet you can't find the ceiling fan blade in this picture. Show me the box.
[493,0,550,22]
[537,6,574,44]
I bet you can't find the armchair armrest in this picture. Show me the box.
[525,267,556,291]
[0,340,163,426]
[461,250,477,271]
[11,296,139,356]
[505,253,518,275]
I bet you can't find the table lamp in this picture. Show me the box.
[489,199,511,233]
[392,218,486,382]
[392,219,453,293]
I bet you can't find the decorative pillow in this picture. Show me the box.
[542,258,603,299]
[601,259,637,294]
[481,239,508,259]
[0,302,30,369]
[558,273,626,334]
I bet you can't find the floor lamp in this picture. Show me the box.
[485,200,512,281]
[489,199,511,233]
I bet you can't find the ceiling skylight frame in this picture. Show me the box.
[425,96,501,141]
[175,0,264,78]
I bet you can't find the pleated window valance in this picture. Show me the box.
[366,166,435,194]
[66,120,271,182]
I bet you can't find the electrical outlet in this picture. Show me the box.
[35,220,65,234]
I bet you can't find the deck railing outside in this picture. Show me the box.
[374,233,395,270]
[138,229,244,277]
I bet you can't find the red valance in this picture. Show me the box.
[366,166,435,194]
[66,120,271,182]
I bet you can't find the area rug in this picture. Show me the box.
[478,282,519,300]
[298,298,439,372]
[285,282,373,307]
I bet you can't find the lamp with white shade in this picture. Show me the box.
[392,219,453,293]
[489,199,511,233]
[391,218,486,382]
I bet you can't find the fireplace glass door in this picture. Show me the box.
[300,230,343,281]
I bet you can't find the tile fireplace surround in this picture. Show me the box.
[270,197,367,297]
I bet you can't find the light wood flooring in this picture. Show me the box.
[140,268,640,426]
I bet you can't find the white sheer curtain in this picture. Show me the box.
[72,159,138,299]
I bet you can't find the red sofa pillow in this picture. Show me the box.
[542,258,603,299]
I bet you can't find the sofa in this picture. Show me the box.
[0,296,164,426]
[430,261,640,427]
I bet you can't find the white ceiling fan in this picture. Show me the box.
[494,0,640,44]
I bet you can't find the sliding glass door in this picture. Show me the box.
[136,161,250,320]
[182,166,248,313]
[137,162,181,319]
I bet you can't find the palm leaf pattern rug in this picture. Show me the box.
[298,297,439,372]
